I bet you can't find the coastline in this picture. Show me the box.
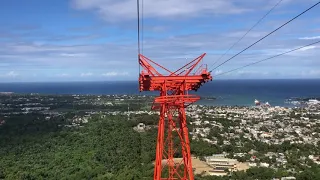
[0,79,319,107]
[1,92,319,108]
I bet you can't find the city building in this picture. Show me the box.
[205,154,238,176]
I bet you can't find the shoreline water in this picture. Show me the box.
[0,79,319,107]
[1,92,318,108]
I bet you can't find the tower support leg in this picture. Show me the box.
[179,107,194,180]
[154,104,194,180]
[154,105,165,180]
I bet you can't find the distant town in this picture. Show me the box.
[0,93,319,180]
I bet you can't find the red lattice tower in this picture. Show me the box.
[139,53,212,180]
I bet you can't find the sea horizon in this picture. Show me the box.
[1,79,319,107]
[1,78,320,84]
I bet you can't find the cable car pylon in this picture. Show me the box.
[139,53,212,180]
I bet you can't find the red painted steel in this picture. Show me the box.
[139,53,212,180]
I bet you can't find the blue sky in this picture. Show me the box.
[0,0,319,82]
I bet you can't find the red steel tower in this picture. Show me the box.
[139,53,212,180]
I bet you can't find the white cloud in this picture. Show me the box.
[72,0,249,21]
[59,53,87,57]
[214,70,223,75]
[56,73,70,77]
[300,69,320,77]
[0,71,19,78]
[102,72,129,77]
[2,0,320,81]
[308,70,320,76]
[297,46,317,51]
[80,72,93,77]
[234,70,269,76]
[299,36,320,40]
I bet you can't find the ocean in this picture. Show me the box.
[0,79,319,107]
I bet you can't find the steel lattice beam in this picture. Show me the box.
[139,53,212,180]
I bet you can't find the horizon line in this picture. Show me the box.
[0,78,320,83]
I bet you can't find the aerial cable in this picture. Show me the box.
[137,0,141,92]
[210,1,320,72]
[141,0,144,54]
[137,0,141,55]
[214,40,320,77]
[208,0,284,70]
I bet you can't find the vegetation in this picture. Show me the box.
[1,114,318,180]
[0,114,155,179]
[0,94,319,179]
